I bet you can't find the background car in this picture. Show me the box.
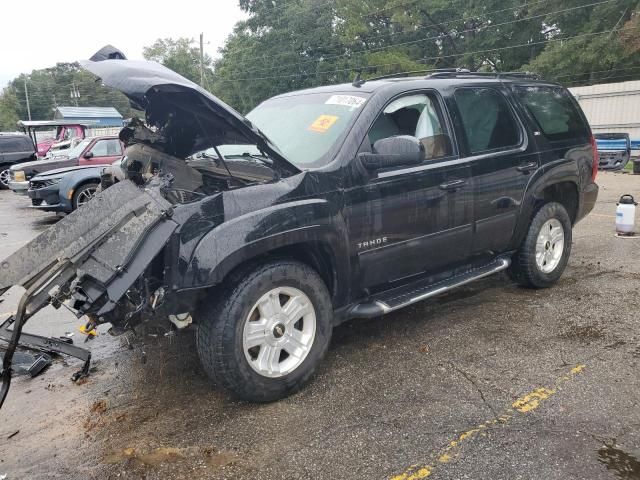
[0,134,37,189]
[28,158,123,213]
[9,135,122,194]
[17,120,96,158]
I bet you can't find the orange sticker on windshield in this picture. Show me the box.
[308,115,338,133]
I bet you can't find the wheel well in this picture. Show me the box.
[223,242,338,300]
[72,178,100,196]
[540,182,579,224]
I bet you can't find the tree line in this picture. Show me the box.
[1,0,638,130]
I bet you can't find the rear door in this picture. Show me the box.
[346,90,473,289]
[452,85,538,257]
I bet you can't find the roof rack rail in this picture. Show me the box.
[427,70,540,80]
[356,68,541,84]
[366,69,440,82]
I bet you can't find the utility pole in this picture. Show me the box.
[199,32,205,88]
[70,82,80,107]
[23,79,32,121]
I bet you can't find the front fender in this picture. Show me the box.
[183,198,350,302]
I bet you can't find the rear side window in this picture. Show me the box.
[454,88,521,154]
[0,137,32,153]
[514,86,589,142]
[21,137,34,151]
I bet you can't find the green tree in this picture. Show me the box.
[0,87,20,131]
[143,37,214,87]
[210,0,640,113]
[0,62,138,130]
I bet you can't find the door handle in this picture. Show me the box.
[439,179,467,191]
[516,162,537,173]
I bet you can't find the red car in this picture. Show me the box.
[8,135,123,194]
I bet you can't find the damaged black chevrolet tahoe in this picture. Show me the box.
[0,50,599,405]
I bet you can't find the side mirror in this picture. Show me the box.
[84,152,94,160]
[358,135,423,171]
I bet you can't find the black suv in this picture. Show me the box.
[0,133,36,189]
[0,53,598,407]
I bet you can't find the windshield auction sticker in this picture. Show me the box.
[325,95,366,109]
[308,115,339,133]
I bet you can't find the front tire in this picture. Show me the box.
[72,182,99,210]
[196,260,332,402]
[0,168,10,190]
[508,202,572,288]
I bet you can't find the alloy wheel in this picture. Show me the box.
[242,286,316,378]
[76,187,97,208]
[0,169,10,188]
[535,218,565,274]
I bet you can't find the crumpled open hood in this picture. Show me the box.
[80,50,300,176]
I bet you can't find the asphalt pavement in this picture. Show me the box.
[0,172,639,480]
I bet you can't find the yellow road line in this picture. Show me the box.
[390,364,586,480]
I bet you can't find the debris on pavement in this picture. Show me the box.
[0,350,52,378]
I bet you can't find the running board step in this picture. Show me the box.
[349,257,511,319]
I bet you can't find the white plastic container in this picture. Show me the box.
[616,194,637,234]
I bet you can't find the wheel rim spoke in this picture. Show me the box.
[257,292,282,319]
[282,295,310,326]
[244,320,268,348]
[284,329,307,359]
[256,344,281,375]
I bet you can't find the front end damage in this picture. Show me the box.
[0,47,299,409]
[0,180,178,407]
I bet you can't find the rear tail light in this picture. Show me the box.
[590,135,599,181]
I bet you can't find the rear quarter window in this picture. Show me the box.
[0,136,34,153]
[514,86,590,142]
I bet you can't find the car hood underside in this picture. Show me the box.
[80,54,299,176]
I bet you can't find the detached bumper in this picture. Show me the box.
[9,180,29,194]
[598,151,629,170]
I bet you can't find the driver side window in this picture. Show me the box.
[368,93,452,161]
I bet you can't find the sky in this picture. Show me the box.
[0,1,247,88]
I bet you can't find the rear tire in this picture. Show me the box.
[196,260,332,402]
[508,202,572,288]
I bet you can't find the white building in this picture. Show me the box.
[570,80,640,147]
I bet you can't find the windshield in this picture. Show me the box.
[246,92,370,167]
[58,138,91,159]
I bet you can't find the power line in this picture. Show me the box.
[240,0,616,76]
[218,24,640,83]
[554,65,640,79]
[564,72,640,86]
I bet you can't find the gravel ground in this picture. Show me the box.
[0,171,639,480]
